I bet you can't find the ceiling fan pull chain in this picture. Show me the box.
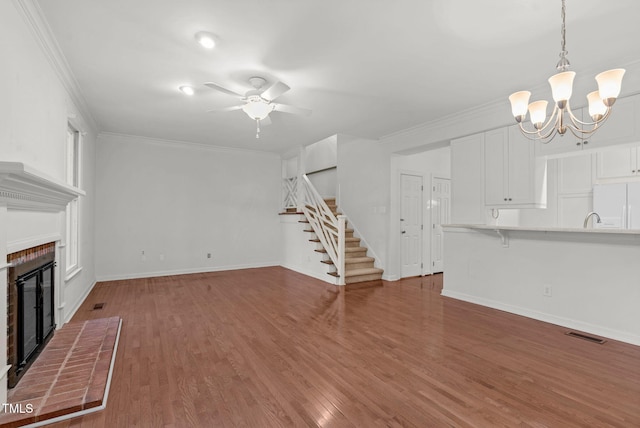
[256,119,260,139]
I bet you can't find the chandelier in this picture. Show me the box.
[508,0,625,143]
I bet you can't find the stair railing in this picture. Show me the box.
[281,176,298,211]
[301,174,346,285]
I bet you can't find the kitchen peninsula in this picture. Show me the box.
[442,224,640,346]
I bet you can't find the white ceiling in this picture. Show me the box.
[37,0,640,153]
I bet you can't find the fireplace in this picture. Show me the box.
[7,243,56,388]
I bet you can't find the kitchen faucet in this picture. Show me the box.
[583,212,602,228]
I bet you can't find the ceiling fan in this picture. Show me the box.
[205,77,311,138]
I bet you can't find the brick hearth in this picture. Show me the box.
[0,317,121,427]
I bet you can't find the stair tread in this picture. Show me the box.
[327,272,340,278]
[345,267,384,277]
[345,247,367,252]
[345,237,360,242]
[346,257,374,263]
[320,256,374,266]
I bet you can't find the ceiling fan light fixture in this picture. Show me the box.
[242,96,274,120]
[179,85,194,96]
[195,31,216,49]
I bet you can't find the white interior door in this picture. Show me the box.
[431,177,450,273]
[401,174,422,278]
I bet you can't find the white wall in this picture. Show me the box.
[443,228,640,345]
[0,0,97,322]
[337,135,389,273]
[307,169,336,199]
[95,133,281,280]
[304,135,337,173]
[304,135,338,198]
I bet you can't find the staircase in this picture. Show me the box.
[301,197,384,284]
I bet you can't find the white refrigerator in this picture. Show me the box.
[593,182,640,229]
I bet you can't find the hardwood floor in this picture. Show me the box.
[51,267,639,427]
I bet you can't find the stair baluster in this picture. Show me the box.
[301,174,345,285]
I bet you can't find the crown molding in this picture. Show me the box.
[98,132,281,158]
[12,0,99,133]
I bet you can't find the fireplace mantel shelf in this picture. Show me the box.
[0,162,85,211]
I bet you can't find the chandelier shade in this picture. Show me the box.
[595,69,625,105]
[548,71,575,105]
[508,0,624,143]
[509,91,531,120]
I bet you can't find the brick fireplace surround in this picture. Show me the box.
[0,162,86,411]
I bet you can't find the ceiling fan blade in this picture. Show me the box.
[273,103,312,116]
[206,105,243,113]
[260,81,290,101]
[204,82,245,99]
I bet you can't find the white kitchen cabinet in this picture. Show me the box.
[583,96,639,149]
[596,145,640,179]
[484,125,547,208]
[557,153,595,194]
[535,122,582,157]
[484,128,507,205]
[451,133,485,224]
[535,95,640,158]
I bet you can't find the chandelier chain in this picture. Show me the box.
[557,0,570,71]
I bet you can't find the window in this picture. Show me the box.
[65,123,81,277]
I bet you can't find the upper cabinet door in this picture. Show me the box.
[584,96,638,150]
[484,128,508,205]
[596,146,637,179]
[484,126,546,208]
[508,126,535,204]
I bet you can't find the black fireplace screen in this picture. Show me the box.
[17,261,55,368]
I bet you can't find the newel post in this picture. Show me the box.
[337,215,346,286]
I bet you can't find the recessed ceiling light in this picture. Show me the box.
[195,31,216,49]
[179,85,194,96]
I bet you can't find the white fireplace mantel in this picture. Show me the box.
[0,162,85,211]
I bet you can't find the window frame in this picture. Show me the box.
[65,122,82,279]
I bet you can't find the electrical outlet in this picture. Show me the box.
[543,285,552,297]
[141,250,146,261]
[159,253,165,261]
[207,253,212,259]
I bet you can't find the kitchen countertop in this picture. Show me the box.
[443,224,640,235]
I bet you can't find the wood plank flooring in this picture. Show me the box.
[49,267,640,427]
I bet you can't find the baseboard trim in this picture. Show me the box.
[279,263,337,285]
[95,262,280,282]
[441,289,640,346]
[64,279,97,324]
